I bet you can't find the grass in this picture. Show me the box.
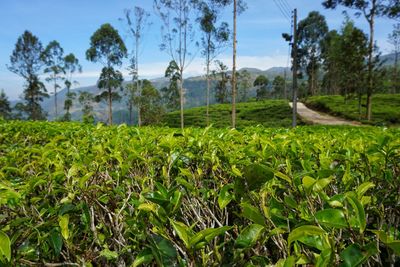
[304,94,400,126]
[162,99,299,128]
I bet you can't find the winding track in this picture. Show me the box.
[289,102,361,126]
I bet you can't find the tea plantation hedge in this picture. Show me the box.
[0,121,399,266]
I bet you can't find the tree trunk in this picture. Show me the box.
[129,102,133,125]
[54,79,58,119]
[366,1,376,121]
[136,35,141,127]
[108,88,113,125]
[206,61,210,126]
[180,68,184,129]
[358,92,362,120]
[231,0,237,129]
[394,51,398,94]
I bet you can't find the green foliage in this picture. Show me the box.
[78,91,95,123]
[7,30,48,120]
[297,11,329,95]
[0,90,12,120]
[163,99,295,128]
[161,60,180,111]
[1,121,399,266]
[63,53,82,121]
[253,75,269,100]
[305,94,400,125]
[213,60,230,104]
[86,23,127,125]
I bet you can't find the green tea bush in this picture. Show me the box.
[0,121,399,266]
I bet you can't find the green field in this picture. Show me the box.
[0,121,399,266]
[163,100,298,128]
[304,94,400,126]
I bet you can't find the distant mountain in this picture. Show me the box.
[380,53,398,66]
[36,66,290,122]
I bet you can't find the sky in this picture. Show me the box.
[0,0,396,100]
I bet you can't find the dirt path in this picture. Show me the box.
[289,102,361,126]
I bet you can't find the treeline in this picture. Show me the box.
[1,0,399,126]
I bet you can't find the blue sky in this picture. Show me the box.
[0,0,396,100]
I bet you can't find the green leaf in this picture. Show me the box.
[302,176,316,190]
[79,172,93,188]
[373,231,400,255]
[49,229,63,256]
[0,230,11,262]
[138,203,158,213]
[235,224,264,249]
[100,248,118,260]
[218,184,234,209]
[170,220,191,249]
[316,248,333,267]
[189,226,232,248]
[132,249,154,267]
[346,194,366,233]
[356,182,375,197]
[287,225,326,253]
[315,209,347,228]
[240,202,266,226]
[339,243,377,267]
[58,214,69,240]
[274,171,292,184]
[313,177,333,192]
[243,163,274,191]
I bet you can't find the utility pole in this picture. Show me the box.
[292,8,298,128]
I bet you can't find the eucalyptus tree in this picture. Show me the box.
[42,40,65,119]
[322,0,396,120]
[7,31,48,120]
[321,30,342,95]
[237,69,251,102]
[63,53,82,121]
[388,23,400,93]
[78,91,95,123]
[0,90,12,119]
[86,23,127,125]
[214,60,230,104]
[197,0,230,125]
[161,60,181,111]
[272,75,285,99]
[339,20,369,114]
[254,75,269,100]
[154,0,199,129]
[214,0,246,128]
[140,80,165,125]
[297,11,328,96]
[120,6,151,126]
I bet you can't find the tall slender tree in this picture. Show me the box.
[214,60,230,104]
[323,0,394,120]
[42,40,65,119]
[154,0,199,129]
[86,23,127,125]
[8,31,48,120]
[161,60,181,111]
[297,11,328,96]
[121,6,151,126]
[78,91,95,123]
[0,90,12,119]
[237,69,251,102]
[197,0,230,125]
[254,75,269,100]
[63,53,82,121]
[211,0,246,128]
[388,23,400,93]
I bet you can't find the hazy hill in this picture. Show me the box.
[39,66,290,121]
